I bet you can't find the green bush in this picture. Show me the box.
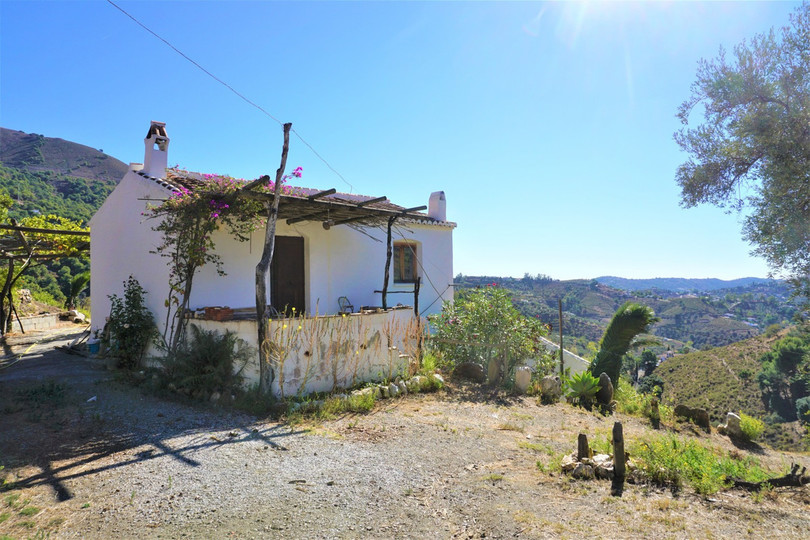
[795,396,810,425]
[630,434,769,495]
[107,276,157,370]
[429,285,550,383]
[162,324,253,399]
[637,373,665,397]
[739,413,765,442]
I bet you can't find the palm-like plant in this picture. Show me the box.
[589,302,659,386]
[65,272,91,310]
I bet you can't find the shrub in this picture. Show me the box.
[429,285,549,384]
[565,371,600,409]
[637,373,665,397]
[739,413,765,442]
[107,276,157,370]
[162,324,253,399]
[796,396,810,425]
[629,434,769,495]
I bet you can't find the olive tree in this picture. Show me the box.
[675,3,810,304]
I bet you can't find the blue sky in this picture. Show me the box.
[1,1,801,280]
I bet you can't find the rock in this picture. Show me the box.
[514,366,532,394]
[595,372,614,405]
[487,358,502,386]
[539,376,562,404]
[210,391,221,403]
[722,412,744,439]
[397,381,408,395]
[592,453,612,465]
[69,309,86,323]
[595,462,615,480]
[410,376,425,392]
[571,463,595,480]
[354,387,378,399]
[380,385,390,399]
[430,373,444,386]
[388,383,400,398]
[561,454,577,473]
[674,404,711,432]
[453,362,486,383]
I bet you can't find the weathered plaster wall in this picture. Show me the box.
[191,307,417,397]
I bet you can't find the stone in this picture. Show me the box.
[69,309,86,323]
[595,372,614,405]
[410,376,425,392]
[453,362,486,383]
[388,383,400,398]
[561,454,577,473]
[674,404,711,432]
[210,391,221,403]
[397,381,408,395]
[431,373,444,386]
[539,376,562,403]
[595,462,615,480]
[487,358,502,386]
[380,385,390,399]
[514,366,532,394]
[571,463,595,480]
[722,412,744,439]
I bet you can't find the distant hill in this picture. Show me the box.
[595,276,773,292]
[0,127,127,224]
[454,274,797,353]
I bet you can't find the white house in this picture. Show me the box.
[89,122,455,396]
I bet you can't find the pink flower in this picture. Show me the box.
[292,166,303,178]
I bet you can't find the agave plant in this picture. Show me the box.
[565,371,601,409]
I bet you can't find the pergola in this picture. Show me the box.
[0,221,90,333]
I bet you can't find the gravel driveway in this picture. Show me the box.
[1,327,809,539]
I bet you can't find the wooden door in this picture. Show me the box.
[271,236,305,315]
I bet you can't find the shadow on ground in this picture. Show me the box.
[0,340,299,503]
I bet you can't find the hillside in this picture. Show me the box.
[658,331,808,450]
[455,274,797,354]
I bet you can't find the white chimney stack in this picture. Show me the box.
[428,191,446,221]
[143,121,169,178]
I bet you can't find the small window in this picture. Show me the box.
[393,242,417,283]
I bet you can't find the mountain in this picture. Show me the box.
[0,127,128,181]
[595,276,773,292]
[0,127,127,224]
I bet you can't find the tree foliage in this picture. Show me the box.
[589,302,659,385]
[675,3,810,299]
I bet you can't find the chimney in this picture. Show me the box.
[428,191,446,221]
[143,121,169,177]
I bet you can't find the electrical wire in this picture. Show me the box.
[105,0,354,192]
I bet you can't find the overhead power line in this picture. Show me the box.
[106,0,354,192]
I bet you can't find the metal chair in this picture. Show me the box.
[338,296,354,314]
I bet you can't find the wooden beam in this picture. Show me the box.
[355,196,387,208]
[307,188,336,201]
[0,224,89,236]
[241,175,271,192]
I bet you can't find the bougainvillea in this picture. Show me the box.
[146,168,302,353]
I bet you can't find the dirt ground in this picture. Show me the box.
[1,327,809,539]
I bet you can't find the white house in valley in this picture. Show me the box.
[89,122,455,396]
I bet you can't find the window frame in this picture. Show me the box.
[393,242,418,284]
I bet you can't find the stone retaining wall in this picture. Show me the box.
[9,313,61,333]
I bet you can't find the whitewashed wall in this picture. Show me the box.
[89,167,172,338]
[191,307,418,397]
